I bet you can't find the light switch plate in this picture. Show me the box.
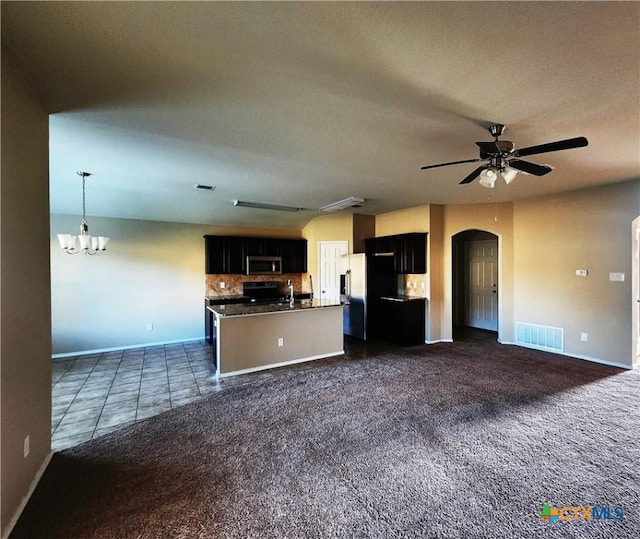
[609,272,625,282]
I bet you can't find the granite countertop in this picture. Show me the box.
[379,295,427,302]
[208,298,342,317]
[205,294,248,302]
[205,292,311,302]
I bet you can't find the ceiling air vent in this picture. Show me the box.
[194,184,216,191]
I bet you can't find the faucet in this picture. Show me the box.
[287,279,294,303]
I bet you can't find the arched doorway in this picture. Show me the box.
[452,230,499,336]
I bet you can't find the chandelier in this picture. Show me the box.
[57,171,110,255]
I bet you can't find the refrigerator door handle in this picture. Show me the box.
[346,269,351,301]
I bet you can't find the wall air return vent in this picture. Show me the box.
[516,322,564,353]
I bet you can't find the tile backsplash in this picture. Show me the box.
[206,273,422,298]
[403,274,427,297]
[205,274,309,297]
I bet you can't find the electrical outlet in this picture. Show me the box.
[146,323,153,331]
[220,282,226,289]
[24,435,30,458]
[277,337,284,347]
[581,332,588,342]
[609,272,624,282]
[575,269,588,277]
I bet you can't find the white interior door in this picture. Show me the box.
[466,240,498,331]
[318,241,348,300]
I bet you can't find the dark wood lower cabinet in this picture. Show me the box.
[205,298,247,344]
[380,298,426,345]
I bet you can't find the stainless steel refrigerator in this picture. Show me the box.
[339,253,395,340]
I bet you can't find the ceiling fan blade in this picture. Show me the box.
[420,158,483,170]
[475,141,501,153]
[516,136,588,157]
[508,159,554,176]
[459,166,486,184]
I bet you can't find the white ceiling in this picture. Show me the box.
[2,1,639,229]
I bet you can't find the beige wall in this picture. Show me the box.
[352,214,375,254]
[1,55,52,535]
[302,213,354,280]
[375,204,429,235]
[428,205,445,341]
[51,215,302,355]
[218,306,343,374]
[513,181,639,367]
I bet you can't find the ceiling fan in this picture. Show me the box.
[420,124,588,187]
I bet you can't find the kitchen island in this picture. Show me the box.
[207,299,343,377]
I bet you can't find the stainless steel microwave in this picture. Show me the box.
[246,256,282,275]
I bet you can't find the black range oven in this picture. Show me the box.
[242,281,284,303]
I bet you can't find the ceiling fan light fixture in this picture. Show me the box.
[479,168,497,188]
[501,166,519,184]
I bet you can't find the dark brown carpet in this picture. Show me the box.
[11,331,640,538]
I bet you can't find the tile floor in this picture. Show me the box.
[52,341,225,451]
[51,339,351,451]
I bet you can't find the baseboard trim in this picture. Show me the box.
[2,450,53,539]
[425,339,454,344]
[500,341,632,370]
[51,336,204,359]
[219,350,345,378]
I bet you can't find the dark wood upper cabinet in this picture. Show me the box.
[364,232,427,274]
[204,236,246,274]
[395,233,427,274]
[281,239,308,273]
[245,237,282,257]
[204,235,307,274]
[223,237,246,274]
[204,236,225,274]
